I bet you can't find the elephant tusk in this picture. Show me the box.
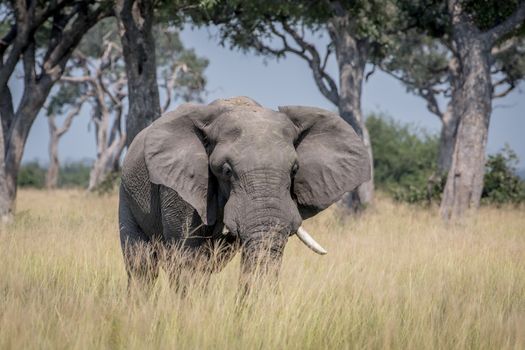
[296,227,327,255]
[222,226,229,235]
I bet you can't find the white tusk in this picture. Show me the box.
[296,227,327,255]
[222,226,229,235]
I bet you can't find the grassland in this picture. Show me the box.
[0,189,524,349]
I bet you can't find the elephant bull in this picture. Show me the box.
[119,96,370,291]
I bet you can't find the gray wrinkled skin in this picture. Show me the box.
[119,96,370,288]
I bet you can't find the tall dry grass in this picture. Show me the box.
[0,189,524,349]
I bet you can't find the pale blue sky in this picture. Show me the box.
[20,26,525,166]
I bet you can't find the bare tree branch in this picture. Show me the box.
[61,75,93,83]
[41,6,111,81]
[420,88,443,119]
[380,66,444,119]
[321,42,332,72]
[161,63,187,113]
[491,37,520,56]
[281,22,340,105]
[492,81,516,99]
[483,1,525,45]
[55,95,89,137]
[0,0,78,87]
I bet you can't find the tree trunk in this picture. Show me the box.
[0,84,14,222]
[46,116,60,189]
[1,84,50,217]
[88,136,126,191]
[331,24,374,210]
[0,122,11,223]
[437,105,459,174]
[115,0,161,147]
[436,56,461,175]
[0,2,110,220]
[440,29,492,220]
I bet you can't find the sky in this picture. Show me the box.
[20,26,525,167]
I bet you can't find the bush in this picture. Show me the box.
[59,161,91,188]
[367,114,524,206]
[17,160,92,189]
[366,113,440,203]
[482,146,525,205]
[17,161,46,188]
[92,172,121,195]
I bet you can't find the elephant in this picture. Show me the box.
[119,96,370,291]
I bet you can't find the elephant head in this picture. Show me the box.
[144,96,370,285]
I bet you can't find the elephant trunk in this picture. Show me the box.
[222,168,301,294]
[238,227,288,297]
[235,205,293,295]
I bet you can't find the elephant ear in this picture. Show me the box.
[144,104,219,225]
[279,106,371,219]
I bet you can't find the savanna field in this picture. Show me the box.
[0,189,524,350]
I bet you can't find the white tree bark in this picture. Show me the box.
[45,100,84,189]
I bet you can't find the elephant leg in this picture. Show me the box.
[119,188,159,286]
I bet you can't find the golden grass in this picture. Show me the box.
[0,189,524,350]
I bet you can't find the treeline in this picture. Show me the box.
[18,114,525,206]
[1,0,525,223]
[18,161,91,190]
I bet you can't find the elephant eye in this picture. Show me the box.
[222,163,233,178]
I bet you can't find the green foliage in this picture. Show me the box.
[391,173,445,204]
[17,162,46,189]
[482,146,525,205]
[198,0,401,61]
[47,83,88,116]
[59,161,91,188]
[390,1,525,110]
[465,0,524,31]
[51,19,208,116]
[366,113,439,200]
[155,26,209,103]
[17,161,93,189]
[369,114,525,205]
[93,172,121,195]
[381,31,451,96]
[76,18,120,58]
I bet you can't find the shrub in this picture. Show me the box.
[482,145,525,205]
[93,172,121,195]
[366,113,439,203]
[17,161,46,188]
[59,161,91,188]
[367,114,524,206]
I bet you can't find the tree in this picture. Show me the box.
[61,42,128,191]
[439,0,525,220]
[0,0,112,222]
[366,113,439,192]
[380,29,525,175]
[45,84,88,189]
[199,0,403,210]
[385,0,525,219]
[379,33,459,174]
[482,146,525,205]
[51,19,207,190]
[115,0,161,147]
